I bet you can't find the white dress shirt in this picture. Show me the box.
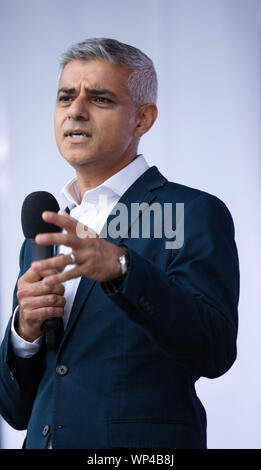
[10,154,149,358]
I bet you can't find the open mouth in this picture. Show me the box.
[65,131,91,142]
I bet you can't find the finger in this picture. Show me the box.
[57,210,99,240]
[40,268,62,277]
[42,211,77,234]
[27,306,65,322]
[39,282,65,295]
[20,294,66,310]
[17,280,65,299]
[35,232,82,248]
[17,266,61,287]
[42,266,82,287]
[58,209,78,222]
[20,266,43,284]
[32,254,72,273]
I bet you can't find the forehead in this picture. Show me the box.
[58,59,131,95]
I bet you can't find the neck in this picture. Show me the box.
[75,154,138,201]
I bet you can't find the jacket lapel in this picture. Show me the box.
[58,166,167,349]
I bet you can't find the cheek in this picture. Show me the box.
[100,115,134,143]
[99,128,127,152]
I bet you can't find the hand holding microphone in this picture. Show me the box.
[16,267,65,344]
[16,192,66,349]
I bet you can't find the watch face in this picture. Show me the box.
[119,251,129,275]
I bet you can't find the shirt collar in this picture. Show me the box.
[61,154,149,209]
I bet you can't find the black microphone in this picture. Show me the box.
[21,191,63,350]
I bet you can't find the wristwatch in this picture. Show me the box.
[102,247,130,293]
[118,247,130,276]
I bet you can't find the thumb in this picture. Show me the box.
[23,265,43,283]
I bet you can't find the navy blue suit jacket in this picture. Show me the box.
[0,166,239,448]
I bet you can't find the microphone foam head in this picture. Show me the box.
[21,191,61,238]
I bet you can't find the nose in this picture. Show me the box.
[68,95,89,121]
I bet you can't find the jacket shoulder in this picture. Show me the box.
[157,177,233,219]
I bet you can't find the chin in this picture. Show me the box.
[62,152,95,168]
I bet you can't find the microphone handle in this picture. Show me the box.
[31,241,53,261]
[31,240,63,350]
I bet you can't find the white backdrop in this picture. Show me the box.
[0,0,260,449]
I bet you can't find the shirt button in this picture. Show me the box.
[56,364,69,376]
[42,424,50,437]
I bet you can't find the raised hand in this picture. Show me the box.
[31,210,126,286]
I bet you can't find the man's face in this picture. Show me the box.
[54,59,138,173]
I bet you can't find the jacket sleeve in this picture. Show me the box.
[102,193,240,379]
[0,239,45,430]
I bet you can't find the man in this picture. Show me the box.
[0,38,239,449]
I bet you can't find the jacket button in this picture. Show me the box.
[42,424,50,437]
[139,297,155,315]
[56,364,69,376]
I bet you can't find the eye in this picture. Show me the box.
[93,97,112,104]
[58,96,73,103]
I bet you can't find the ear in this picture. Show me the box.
[133,103,158,138]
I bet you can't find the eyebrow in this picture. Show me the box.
[57,87,118,99]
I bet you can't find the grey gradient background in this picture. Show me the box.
[0,0,260,449]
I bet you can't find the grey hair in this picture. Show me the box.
[59,38,158,107]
